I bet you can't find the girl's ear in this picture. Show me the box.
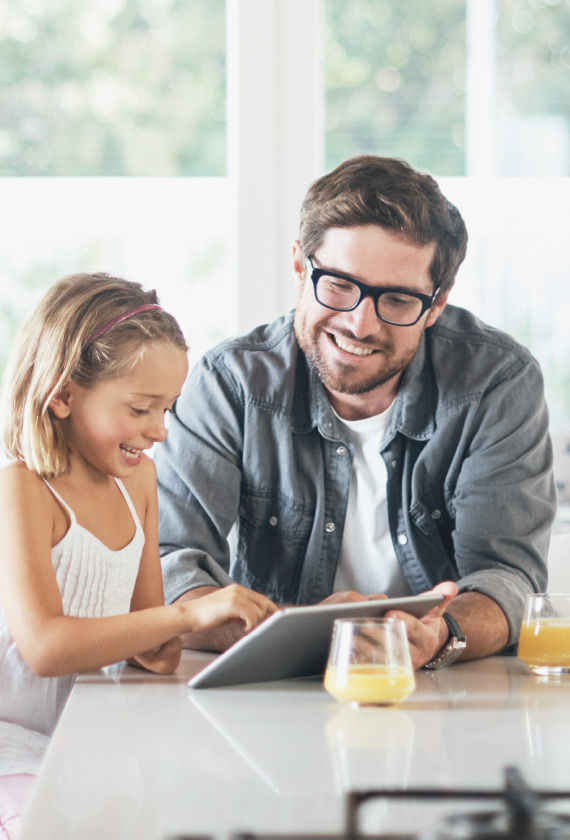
[49,383,73,419]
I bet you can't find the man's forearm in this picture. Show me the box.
[173,586,246,652]
[446,591,510,661]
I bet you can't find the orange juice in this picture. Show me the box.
[518,619,570,668]
[324,664,415,705]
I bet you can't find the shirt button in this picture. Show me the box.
[391,460,397,469]
[325,522,336,533]
[336,445,347,456]
[397,533,408,545]
[269,516,278,526]
[431,509,442,520]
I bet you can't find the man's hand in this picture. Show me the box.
[321,584,458,669]
[327,583,510,669]
[128,636,183,675]
[384,581,458,670]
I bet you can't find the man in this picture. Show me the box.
[155,155,555,669]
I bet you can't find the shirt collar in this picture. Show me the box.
[390,331,437,441]
[292,329,437,442]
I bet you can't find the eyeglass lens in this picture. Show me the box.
[315,275,425,326]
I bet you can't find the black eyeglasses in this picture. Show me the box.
[305,256,440,327]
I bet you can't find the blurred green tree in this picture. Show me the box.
[0,0,226,176]
[325,0,466,174]
[325,0,570,176]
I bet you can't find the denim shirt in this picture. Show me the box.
[156,305,555,645]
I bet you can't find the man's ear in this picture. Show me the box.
[48,383,73,419]
[425,286,452,328]
[292,240,305,295]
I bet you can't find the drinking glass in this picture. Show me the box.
[518,593,570,676]
[324,617,415,706]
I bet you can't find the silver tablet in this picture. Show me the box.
[188,593,443,689]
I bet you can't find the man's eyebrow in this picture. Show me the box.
[312,257,434,294]
[312,257,358,279]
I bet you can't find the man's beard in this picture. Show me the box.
[295,318,423,396]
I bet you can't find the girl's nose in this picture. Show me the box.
[148,416,168,443]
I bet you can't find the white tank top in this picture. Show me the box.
[0,478,145,758]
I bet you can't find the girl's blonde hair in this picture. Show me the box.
[1,272,188,478]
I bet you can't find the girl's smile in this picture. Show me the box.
[119,444,144,465]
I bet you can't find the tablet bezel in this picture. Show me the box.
[188,593,444,689]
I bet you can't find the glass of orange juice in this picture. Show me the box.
[324,618,415,707]
[518,593,570,676]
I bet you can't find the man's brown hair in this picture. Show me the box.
[299,154,468,294]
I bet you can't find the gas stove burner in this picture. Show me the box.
[168,767,570,840]
[345,767,570,840]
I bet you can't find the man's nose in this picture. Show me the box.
[343,294,380,337]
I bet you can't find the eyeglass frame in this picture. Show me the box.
[304,256,441,327]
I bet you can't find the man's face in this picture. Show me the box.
[293,224,450,418]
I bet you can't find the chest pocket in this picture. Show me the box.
[409,487,456,559]
[234,488,315,603]
[411,480,456,532]
[409,488,457,586]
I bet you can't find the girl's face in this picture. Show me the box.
[57,342,188,479]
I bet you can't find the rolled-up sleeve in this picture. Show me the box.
[452,358,555,644]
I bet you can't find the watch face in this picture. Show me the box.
[423,637,467,670]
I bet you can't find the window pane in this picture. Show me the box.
[0,1,231,386]
[0,179,233,380]
[325,0,467,175]
[325,0,570,178]
[443,177,570,427]
[0,0,226,176]
[496,0,570,176]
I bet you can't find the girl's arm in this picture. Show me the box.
[124,458,183,673]
[125,456,167,613]
[0,463,276,677]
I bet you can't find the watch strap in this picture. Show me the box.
[441,612,465,644]
[423,612,467,670]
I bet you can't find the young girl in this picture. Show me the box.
[0,272,276,836]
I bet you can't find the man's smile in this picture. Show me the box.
[326,329,384,358]
[330,333,377,356]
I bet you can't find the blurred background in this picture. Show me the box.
[0,0,569,426]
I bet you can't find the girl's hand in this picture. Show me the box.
[186,584,277,634]
[129,636,183,675]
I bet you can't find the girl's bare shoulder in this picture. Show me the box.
[121,453,157,509]
[0,459,44,491]
[0,460,53,513]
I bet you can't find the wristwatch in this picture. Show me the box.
[423,613,467,670]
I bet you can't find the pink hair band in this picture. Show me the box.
[85,304,163,347]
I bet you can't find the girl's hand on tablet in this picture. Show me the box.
[183,584,277,634]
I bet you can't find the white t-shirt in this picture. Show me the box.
[332,402,411,597]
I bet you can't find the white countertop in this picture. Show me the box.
[18,652,570,839]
